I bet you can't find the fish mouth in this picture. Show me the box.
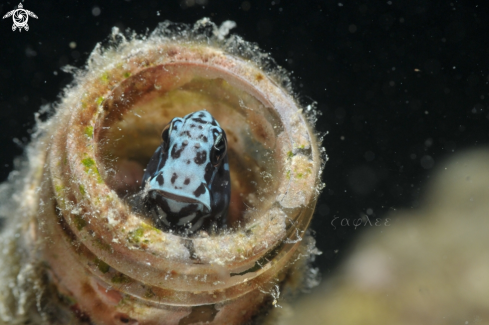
[148,189,211,213]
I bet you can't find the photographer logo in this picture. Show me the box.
[2,3,38,32]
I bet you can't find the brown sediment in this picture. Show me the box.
[0,19,324,324]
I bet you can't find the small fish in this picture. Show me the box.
[140,110,230,235]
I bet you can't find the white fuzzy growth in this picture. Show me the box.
[0,127,69,323]
[213,20,237,40]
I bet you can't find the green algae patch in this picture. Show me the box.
[94,258,110,274]
[79,184,86,196]
[111,273,132,284]
[123,71,131,78]
[144,289,156,299]
[81,157,103,183]
[296,167,312,179]
[84,126,94,138]
[93,237,112,252]
[82,157,96,169]
[128,228,145,244]
[100,72,109,84]
[73,215,87,231]
[54,184,63,195]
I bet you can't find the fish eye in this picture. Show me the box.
[210,132,227,166]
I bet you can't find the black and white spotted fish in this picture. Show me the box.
[141,110,231,235]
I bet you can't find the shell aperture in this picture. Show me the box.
[141,110,230,235]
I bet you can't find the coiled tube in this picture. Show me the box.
[0,19,324,325]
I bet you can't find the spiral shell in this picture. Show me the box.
[0,19,324,325]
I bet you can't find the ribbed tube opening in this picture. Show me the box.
[94,64,284,230]
[43,41,320,303]
[32,22,323,323]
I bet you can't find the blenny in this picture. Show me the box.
[140,110,230,234]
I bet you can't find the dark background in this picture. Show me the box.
[0,0,488,275]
